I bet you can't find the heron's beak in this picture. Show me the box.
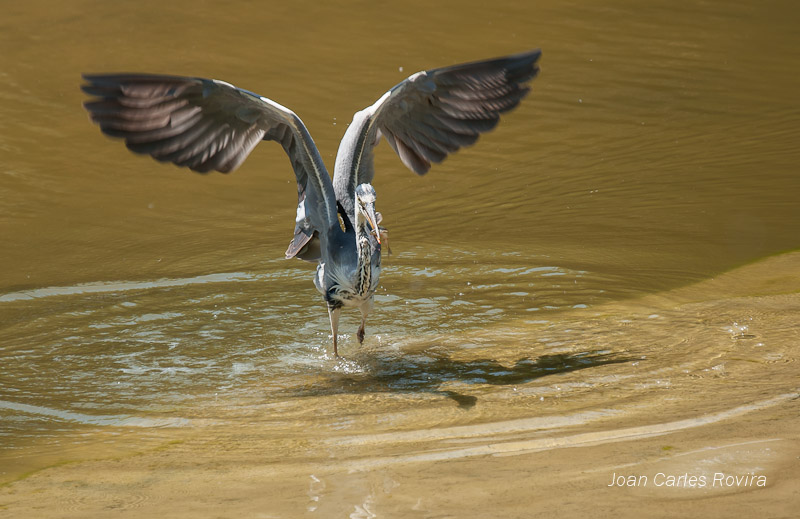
[365,204,381,244]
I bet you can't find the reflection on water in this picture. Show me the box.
[0,272,257,302]
[1,0,799,515]
[301,351,634,409]
[0,400,191,428]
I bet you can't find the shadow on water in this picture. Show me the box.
[290,351,635,409]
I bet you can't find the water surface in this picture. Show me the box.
[1,0,799,516]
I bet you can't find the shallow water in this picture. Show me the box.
[1,0,799,516]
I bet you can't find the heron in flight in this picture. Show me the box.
[81,49,541,357]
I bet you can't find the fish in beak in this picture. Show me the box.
[365,204,381,244]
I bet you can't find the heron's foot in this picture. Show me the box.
[331,344,347,361]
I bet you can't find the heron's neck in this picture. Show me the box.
[354,208,373,295]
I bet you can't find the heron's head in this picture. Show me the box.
[355,183,380,244]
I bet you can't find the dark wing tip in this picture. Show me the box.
[505,49,542,83]
[440,48,541,74]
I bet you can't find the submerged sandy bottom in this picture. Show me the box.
[2,253,799,518]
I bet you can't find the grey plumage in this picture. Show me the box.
[81,49,541,356]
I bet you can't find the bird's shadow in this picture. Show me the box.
[287,350,635,409]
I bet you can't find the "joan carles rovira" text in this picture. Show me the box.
[607,472,767,488]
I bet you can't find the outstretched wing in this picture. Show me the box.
[81,74,338,238]
[333,49,541,211]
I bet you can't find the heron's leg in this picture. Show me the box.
[327,305,342,357]
[357,317,366,344]
[357,298,374,344]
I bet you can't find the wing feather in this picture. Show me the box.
[82,73,338,234]
[332,49,541,215]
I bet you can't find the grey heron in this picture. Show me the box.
[81,49,541,357]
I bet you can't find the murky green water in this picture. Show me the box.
[1,0,799,516]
